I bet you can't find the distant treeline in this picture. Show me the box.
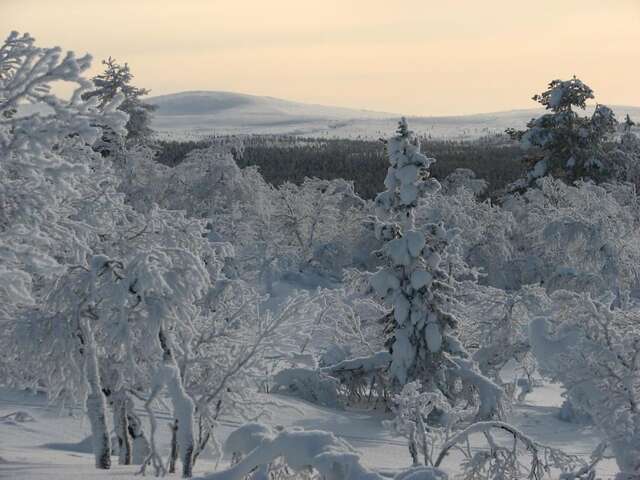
[154,135,526,199]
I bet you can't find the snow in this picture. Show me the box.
[222,423,273,458]
[399,183,418,206]
[528,317,580,374]
[424,323,442,353]
[200,428,384,480]
[410,270,432,290]
[394,466,448,480]
[385,239,412,267]
[404,232,425,258]
[323,351,392,374]
[393,294,411,325]
[143,92,640,140]
[370,270,400,298]
[395,165,419,187]
[530,159,548,179]
[271,368,340,408]
[0,385,619,479]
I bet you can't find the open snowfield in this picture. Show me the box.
[0,383,618,479]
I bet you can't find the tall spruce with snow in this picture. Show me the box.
[517,77,617,183]
[82,57,155,153]
[371,119,501,419]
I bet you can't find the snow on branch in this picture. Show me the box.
[433,421,586,480]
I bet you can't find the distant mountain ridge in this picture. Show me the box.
[148,90,392,119]
[146,91,640,140]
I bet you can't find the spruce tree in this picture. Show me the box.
[83,57,156,146]
[623,114,636,134]
[519,77,617,183]
[370,119,501,419]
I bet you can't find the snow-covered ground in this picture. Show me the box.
[147,91,640,140]
[0,383,617,479]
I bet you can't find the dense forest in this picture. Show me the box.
[155,135,527,199]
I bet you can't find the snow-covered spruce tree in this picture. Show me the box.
[370,119,501,420]
[82,56,156,157]
[516,77,617,183]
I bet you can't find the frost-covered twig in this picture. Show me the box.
[433,421,585,480]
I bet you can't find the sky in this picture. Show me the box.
[2,0,639,116]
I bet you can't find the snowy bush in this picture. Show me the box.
[201,424,448,480]
[322,351,392,406]
[271,368,341,408]
[384,381,453,466]
[433,421,586,480]
[439,168,487,197]
[529,291,640,478]
[504,177,640,300]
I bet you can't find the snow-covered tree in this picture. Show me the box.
[119,144,373,288]
[370,119,502,420]
[503,177,640,302]
[414,184,514,289]
[182,282,313,465]
[82,56,156,143]
[0,31,127,314]
[439,168,488,197]
[433,421,586,479]
[385,381,453,466]
[517,77,617,183]
[609,118,640,187]
[459,286,545,394]
[0,31,128,469]
[274,177,368,277]
[529,291,640,479]
[623,114,636,134]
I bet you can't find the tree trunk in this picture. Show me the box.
[82,321,111,470]
[128,410,151,465]
[159,328,195,478]
[408,424,419,466]
[112,390,132,465]
[169,419,179,474]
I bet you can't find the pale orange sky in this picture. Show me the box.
[2,0,639,115]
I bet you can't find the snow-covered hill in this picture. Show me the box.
[150,91,392,119]
[148,91,640,139]
[148,91,392,138]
